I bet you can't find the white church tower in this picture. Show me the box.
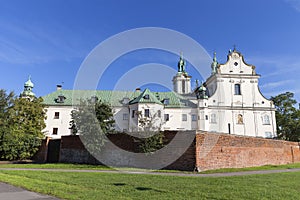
[172,53,192,94]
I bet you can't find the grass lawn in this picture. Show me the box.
[1,169,300,199]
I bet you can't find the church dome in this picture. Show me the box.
[25,77,34,88]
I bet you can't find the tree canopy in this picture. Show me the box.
[271,92,300,141]
[69,99,115,153]
[0,90,46,160]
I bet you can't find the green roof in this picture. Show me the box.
[129,88,162,105]
[42,89,197,108]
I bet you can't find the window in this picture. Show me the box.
[90,96,98,103]
[144,109,150,118]
[234,84,241,95]
[205,115,208,120]
[52,128,58,135]
[54,112,59,119]
[265,132,273,138]
[182,114,187,121]
[164,114,169,121]
[182,81,186,93]
[123,113,128,120]
[163,98,169,105]
[132,110,135,118]
[157,110,161,118]
[191,114,197,121]
[237,114,243,124]
[210,113,216,123]
[56,95,66,103]
[262,115,270,125]
[144,94,149,99]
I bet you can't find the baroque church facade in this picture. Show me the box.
[37,48,276,139]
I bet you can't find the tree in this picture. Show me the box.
[70,99,115,153]
[0,90,15,156]
[135,111,165,154]
[0,93,46,160]
[270,92,300,141]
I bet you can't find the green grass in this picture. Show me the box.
[200,162,300,174]
[0,163,112,170]
[1,169,300,199]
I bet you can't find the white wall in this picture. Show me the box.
[43,106,73,139]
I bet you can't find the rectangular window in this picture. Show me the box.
[205,115,208,120]
[262,115,270,125]
[164,114,169,121]
[182,81,186,93]
[191,114,197,121]
[54,112,59,119]
[265,132,273,138]
[157,110,161,118]
[123,113,128,120]
[182,114,187,121]
[52,128,58,135]
[210,113,217,123]
[163,98,169,105]
[132,110,135,118]
[234,84,241,95]
[144,109,150,117]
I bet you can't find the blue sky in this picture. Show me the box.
[1,0,300,101]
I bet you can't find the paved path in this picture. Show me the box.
[0,182,60,200]
[1,167,300,177]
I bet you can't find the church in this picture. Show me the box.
[37,48,277,139]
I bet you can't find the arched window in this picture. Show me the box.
[210,113,217,123]
[234,84,241,95]
[237,114,243,124]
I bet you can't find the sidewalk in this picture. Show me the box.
[0,182,60,200]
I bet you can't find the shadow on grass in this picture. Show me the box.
[135,186,164,193]
[113,183,126,186]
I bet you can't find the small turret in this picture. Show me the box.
[196,82,208,99]
[21,76,35,98]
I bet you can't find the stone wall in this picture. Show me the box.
[195,132,300,171]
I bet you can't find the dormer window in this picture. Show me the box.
[56,95,66,103]
[90,96,98,103]
[122,97,130,104]
[163,98,170,105]
[144,94,149,99]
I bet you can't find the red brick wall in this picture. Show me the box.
[33,137,50,162]
[195,132,300,171]
[47,132,300,171]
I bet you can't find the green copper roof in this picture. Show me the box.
[42,89,197,108]
[129,88,162,105]
[24,77,34,88]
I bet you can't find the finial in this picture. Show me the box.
[233,44,237,52]
[213,52,217,61]
[28,75,31,80]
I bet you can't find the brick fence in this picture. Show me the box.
[195,132,300,171]
[36,131,300,171]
